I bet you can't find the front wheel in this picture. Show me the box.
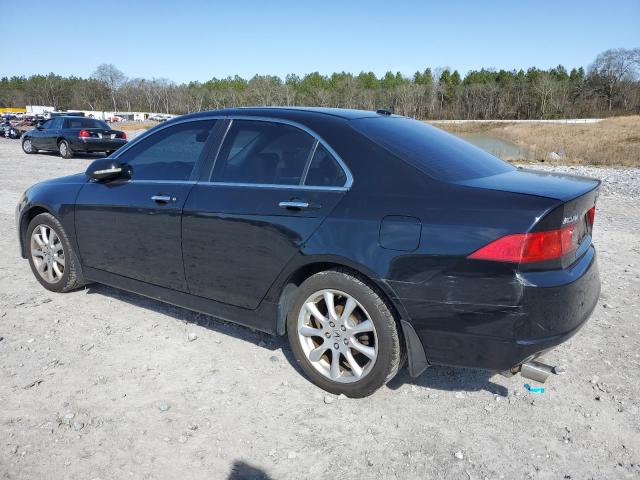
[22,138,37,154]
[58,139,73,159]
[287,269,401,397]
[26,213,83,292]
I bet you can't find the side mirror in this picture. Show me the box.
[86,158,124,181]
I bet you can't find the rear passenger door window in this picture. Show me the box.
[211,120,315,185]
[118,120,216,181]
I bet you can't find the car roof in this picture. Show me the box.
[177,106,385,122]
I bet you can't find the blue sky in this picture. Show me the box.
[3,0,639,83]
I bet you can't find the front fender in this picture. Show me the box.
[16,174,86,258]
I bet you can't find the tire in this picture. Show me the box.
[22,138,37,154]
[58,139,73,159]
[287,269,401,397]
[26,213,83,293]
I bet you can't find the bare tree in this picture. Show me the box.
[589,48,640,111]
[92,64,125,112]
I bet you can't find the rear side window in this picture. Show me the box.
[212,120,315,185]
[118,120,216,181]
[351,117,514,181]
[305,143,346,187]
[65,118,110,129]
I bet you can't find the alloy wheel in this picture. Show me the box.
[23,139,33,153]
[297,289,378,383]
[30,224,65,284]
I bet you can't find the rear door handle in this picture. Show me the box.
[151,194,174,204]
[279,200,310,210]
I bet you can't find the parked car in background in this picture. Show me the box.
[1,118,21,139]
[21,116,127,158]
[15,107,600,397]
[149,114,172,122]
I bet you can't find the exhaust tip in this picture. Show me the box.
[519,360,557,383]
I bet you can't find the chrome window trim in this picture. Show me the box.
[300,140,319,185]
[127,179,197,185]
[197,181,348,192]
[114,114,353,189]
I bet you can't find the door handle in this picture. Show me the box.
[151,194,174,204]
[279,200,310,210]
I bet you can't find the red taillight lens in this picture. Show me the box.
[120,131,127,140]
[468,225,578,263]
[78,129,90,138]
[587,206,596,226]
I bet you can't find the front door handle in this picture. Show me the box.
[151,194,174,204]
[279,200,310,210]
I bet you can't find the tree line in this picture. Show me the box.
[1,48,638,120]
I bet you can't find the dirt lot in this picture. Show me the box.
[1,138,639,480]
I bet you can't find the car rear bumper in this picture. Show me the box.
[70,138,126,152]
[390,245,600,371]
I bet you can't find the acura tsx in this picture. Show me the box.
[15,107,601,397]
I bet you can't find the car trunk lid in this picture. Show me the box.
[463,169,600,269]
[455,168,600,201]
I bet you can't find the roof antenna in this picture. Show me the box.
[376,108,393,116]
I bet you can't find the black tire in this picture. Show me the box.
[26,213,84,293]
[287,269,401,398]
[58,139,73,159]
[22,137,37,154]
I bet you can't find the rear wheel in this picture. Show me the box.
[22,138,37,154]
[26,213,83,292]
[287,269,401,397]
[58,139,73,159]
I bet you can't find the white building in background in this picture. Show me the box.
[81,111,150,121]
[26,105,160,122]
[26,105,55,115]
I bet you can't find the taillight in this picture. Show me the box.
[587,206,596,226]
[78,130,91,138]
[120,131,127,140]
[468,224,579,263]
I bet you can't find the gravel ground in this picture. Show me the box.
[1,138,639,480]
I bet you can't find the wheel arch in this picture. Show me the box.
[19,204,86,284]
[274,260,401,331]
[19,204,53,258]
[273,257,428,377]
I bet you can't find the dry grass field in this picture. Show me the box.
[437,116,640,167]
[112,121,157,131]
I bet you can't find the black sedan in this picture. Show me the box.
[15,108,601,397]
[22,116,127,158]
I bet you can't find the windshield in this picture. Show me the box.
[65,118,110,129]
[351,116,515,181]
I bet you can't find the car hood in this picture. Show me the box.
[36,172,88,186]
[455,168,600,201]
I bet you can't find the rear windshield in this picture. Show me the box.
[351,117,514,181]
[65,118,109,129]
